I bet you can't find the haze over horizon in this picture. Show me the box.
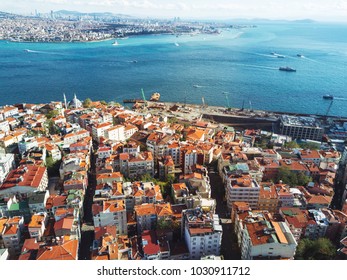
[1,0,347,22]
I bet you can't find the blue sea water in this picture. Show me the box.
[1,22,347,116]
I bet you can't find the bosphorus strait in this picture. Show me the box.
[1,22,347,116]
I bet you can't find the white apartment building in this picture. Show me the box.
[63,129,90,146]
[92,122,112,142]
[225,175,260,209]
[0,151,15,184]
[182,208,222,260]
[241,219,297,260]
[93,200,127,235]
[106,125,125,142]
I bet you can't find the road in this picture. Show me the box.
[78,149,97,260]
[208,167,241,260]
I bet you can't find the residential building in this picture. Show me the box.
[0,165,48,197]
[141,230,170,260]
[93,199,127,235]
[225,174,260,209]
[240,215,297,260]
[0,151,15,184]
[28,213,47,240]
[182,208,222,260]
[257,183,278,213]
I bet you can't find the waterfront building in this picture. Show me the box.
[279,115,323,141]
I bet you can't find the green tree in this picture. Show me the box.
[45,109,59,119]
[277,166,293,185]
[295,238,336,260]
[83,98,92,108]
[284,141,300,149]
[100,100,108,105]
[46,156,61,177]
[297,172,312,186]
[299,142,320,150]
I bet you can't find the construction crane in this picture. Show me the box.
[249,100,253,112]
[325,99,333,117]
[201,96,206,108]
[223,92,230,109]
[141,88,147,107]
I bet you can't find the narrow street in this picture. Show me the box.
[208,166,241,260]
[78,150,97,260]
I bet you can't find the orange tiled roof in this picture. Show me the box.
[37,239,78,260]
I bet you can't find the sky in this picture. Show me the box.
[1,0,347,21]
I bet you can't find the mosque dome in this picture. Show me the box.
[68,94,83,108]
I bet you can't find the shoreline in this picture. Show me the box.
[144,101,347,120]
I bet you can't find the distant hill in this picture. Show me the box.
[55,10,132,18]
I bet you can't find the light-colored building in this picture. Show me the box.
[28,212,47,240]
[1,216,24,255]
[106,125,125,142]
[182,208,222,260]
[92,122,113,142]
[0,151,15,184]
[241,218,297,260]
[0,165,48,198]
[279,115,323,141]
[225,174,260,209]
[93,199,127,235]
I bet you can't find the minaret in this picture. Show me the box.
[63,93,67,109]
[74,94,78,108]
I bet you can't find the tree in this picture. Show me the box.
[299,142,320,150]
[100,100,108,105]
[83,98,92,108]
[295,238,336,260]
[284,141,300,149]
[46,156,62,177]
[297,172,312,186]
[45,109,59,119]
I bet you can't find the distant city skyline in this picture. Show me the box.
[1,0,347,22]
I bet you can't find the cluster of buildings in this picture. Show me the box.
[0,15,113,42]
[217,127,347,259]
[0,95,222,260]
[0,12,225,43]
[0,95,346,261]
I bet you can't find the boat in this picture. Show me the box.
[271,52,285,58]
[112,40,119,46]
[323,95,334,100]
[150,92,160,101]
[132,60,138,63]
[279,66,296,72]
[297,54,304,58]
[174,42,180,47]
